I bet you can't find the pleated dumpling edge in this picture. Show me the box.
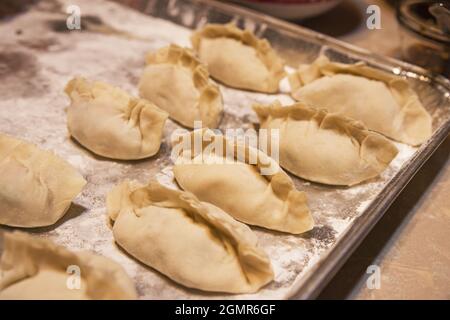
[139,44,223,128]
[288,55,432,146]
[0,231,137,300]
[253,101,399,186]
[107,179,274,294]
[172,129,314,234]
[0,133,86,228]
[65,77,168,160]
[191,23,286,93]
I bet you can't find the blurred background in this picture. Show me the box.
[1,0,448,75]
[227,0,450,77]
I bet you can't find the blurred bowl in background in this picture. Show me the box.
[397,0,450,77]
[227,0,342,20]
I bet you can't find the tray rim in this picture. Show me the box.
[159,0,450,299]
[190,0,450,90]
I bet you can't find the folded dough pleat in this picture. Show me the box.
[139,44,223,128]
[253,101,399,186]
[0,134,86,228]
[107,180,273,294]
[172,129,314,234]
[191,23,285,93]
[289,55,432,146]
[65,77,168,160]
[0,231,137,300]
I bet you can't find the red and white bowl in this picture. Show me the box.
[229,0,341,20]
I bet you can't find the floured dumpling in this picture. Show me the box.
[139,44,222,128]
[253,101,399,186]
[191,23,285,93]
[65,77,168,160]
[289,55,432,146]
[107,180,273,293]
[0,134,86,227]
[172,129,314,234]
[0,231,137,300]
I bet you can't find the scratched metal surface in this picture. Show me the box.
[0,0,449,299]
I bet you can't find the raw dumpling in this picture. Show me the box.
[289,55,432,146]
[65,77,168,160]
[253,101,399,186]
[0,134,86,228]
[139,44,222,128]
[0,231,137,300]
[107,180,273,293]
[191,23,285,93]
[172,129,314,234]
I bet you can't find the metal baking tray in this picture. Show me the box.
[0,0,449,299]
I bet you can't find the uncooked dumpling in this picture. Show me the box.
[65,77,168,160]
[191,23,285,93]
[289,55,432,146]
[253,101,399,186]
[139,44,222,128]
[0,134,86,227]
[107,180,273,293]
[172,129,313,234]
[0,231,137,300]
